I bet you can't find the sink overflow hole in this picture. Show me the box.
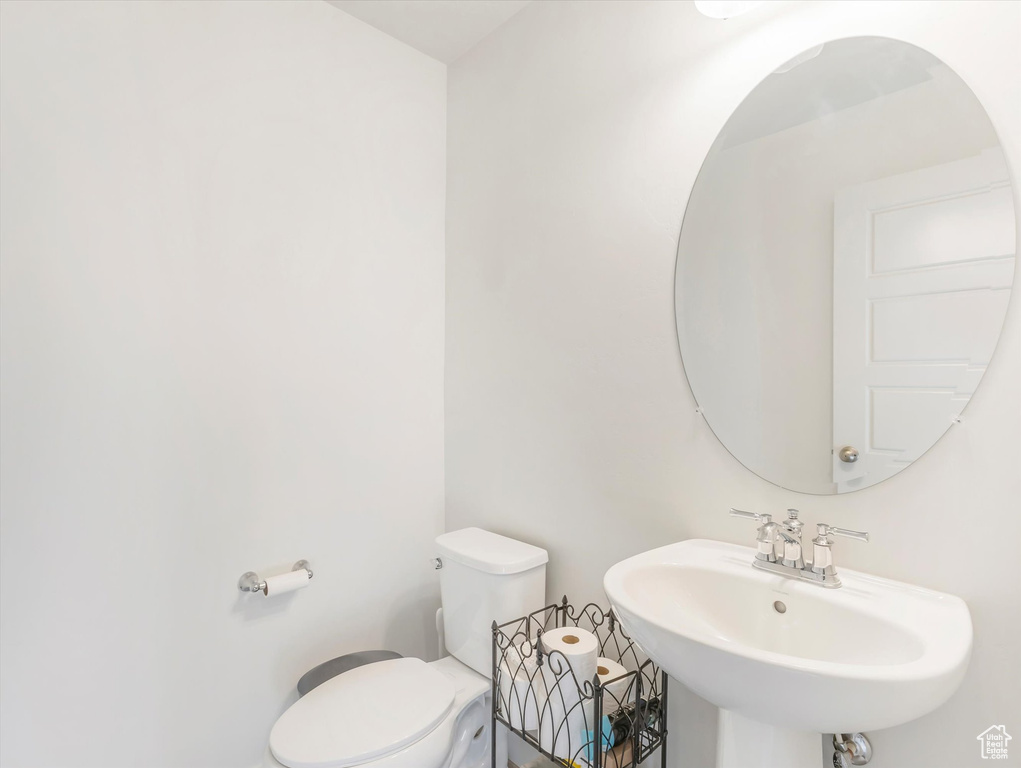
[473,726,485,740]
[773,600,787,614]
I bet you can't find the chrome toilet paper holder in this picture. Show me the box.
[238,560,313,593]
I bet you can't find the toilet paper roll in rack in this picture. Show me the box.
[238,560,313,596]
[492,598,668,768]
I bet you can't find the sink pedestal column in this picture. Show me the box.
[716,710,821,768]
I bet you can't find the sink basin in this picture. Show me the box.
[603,539,972,767]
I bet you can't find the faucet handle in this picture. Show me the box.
[730,509,777,562]
[818,524,869,543]
[810,524,869,586]
[729,508,771,523]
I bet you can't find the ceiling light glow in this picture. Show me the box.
[694,1,764,19]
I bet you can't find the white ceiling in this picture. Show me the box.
[325,0,532,64]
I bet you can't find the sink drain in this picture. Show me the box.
[773,600,787,614]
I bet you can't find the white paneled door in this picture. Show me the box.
[832,148,1014,492]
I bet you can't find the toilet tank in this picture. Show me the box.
[435,528,548,677]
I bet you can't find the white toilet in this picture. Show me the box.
[265,528,548,768]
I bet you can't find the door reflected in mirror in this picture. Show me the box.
[675,37,1015,494]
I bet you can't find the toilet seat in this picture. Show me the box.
[270,658,456,768]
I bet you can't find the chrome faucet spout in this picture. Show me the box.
[773,526,797,545]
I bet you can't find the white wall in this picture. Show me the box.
[446,2,1021,767]
[0,2,446,767]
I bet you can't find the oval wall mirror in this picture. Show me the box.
[675,37,1016,495]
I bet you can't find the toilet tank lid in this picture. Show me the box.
[435,528,548,574]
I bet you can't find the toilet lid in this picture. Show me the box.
[270,657,456,768]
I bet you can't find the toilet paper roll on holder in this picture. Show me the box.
[238,560,313,594]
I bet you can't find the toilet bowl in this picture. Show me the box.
[265,657,494,768]
[264,528,548,768]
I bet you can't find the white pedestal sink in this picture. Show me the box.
[603,539,972,768]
